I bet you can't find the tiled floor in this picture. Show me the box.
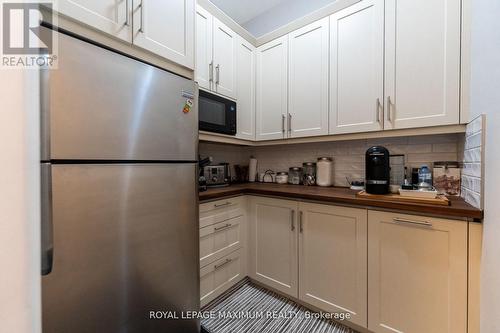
[201,279,358,333]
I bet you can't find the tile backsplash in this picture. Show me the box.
[460,115,485,209]
[200,133,462,187]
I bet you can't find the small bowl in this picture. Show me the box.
[389,185,401,194]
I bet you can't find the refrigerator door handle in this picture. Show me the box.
[40,63,51,161]
[41,163,54,276]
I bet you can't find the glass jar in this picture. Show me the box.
[288,167,303,185]
[302,162,317,186]
[275,172,289,184]
[316,157,333,187]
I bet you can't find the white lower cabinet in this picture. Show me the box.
[299,203,368,327]
[200,248,244,307]
[248,196,298,297]
[199,197,247,307]
[368,211,467,333]
[203,196,470,332]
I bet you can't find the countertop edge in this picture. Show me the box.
[199,185,483,221]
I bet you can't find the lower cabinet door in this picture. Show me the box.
[298,203,368,327]
[200,249,244,307]
[368,211,467,333]
[249,196,298,297]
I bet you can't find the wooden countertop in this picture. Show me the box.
[199,183,483,221]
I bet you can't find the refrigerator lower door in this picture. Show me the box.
[42,164,199,333]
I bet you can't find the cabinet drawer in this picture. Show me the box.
[199,197,244,228]
[200,249,244,307]
[200,215,243,267]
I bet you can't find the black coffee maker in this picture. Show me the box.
[365,146,390,194]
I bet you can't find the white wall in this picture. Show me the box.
[469,0,500,331]
[0,70,41,332]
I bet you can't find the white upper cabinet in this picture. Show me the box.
[212,18,237,99]
[194,8,237,99]
[195,5,213,91]
[288,17,329,138]
[248,197,298,298]
[236,38,256,140]
[57,0,132,42]
[58,0,195,68]
[299,203,368,327]
[132,0,195,69]
[256,36,289,141]
[368,211,467,333]
[329,0,384,134]
[384,0,460,130]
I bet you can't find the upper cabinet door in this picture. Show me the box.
[288,17,329,138]
[256,36,289,141]
[132,0,195,69]
[299,203,368,327]
[236,38,256,140]
[384,0,460,130]
[329,0,384,135]
[58,0,132,41]
[212,18,237,99]
[368,211,467,333]
[195,5,213,91]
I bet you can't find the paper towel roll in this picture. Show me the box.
[249,157,257,182]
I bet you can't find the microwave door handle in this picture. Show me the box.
[41,163,54,275]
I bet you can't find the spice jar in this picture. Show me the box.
[316,157,333,187]
[275,172,289,184]
[302,162,317,186]
[288,167,303,185]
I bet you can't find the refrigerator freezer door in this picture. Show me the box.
[41,31,198,161]
[42,164,200,333]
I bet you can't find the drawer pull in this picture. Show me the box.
[290,210,295,231]
[214,258,232,270]
[214,223,232,232]
[393,217,433,228]
[214,201,231,208]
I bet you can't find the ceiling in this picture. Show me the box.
[210,0,288,25]
[209,0,338,37]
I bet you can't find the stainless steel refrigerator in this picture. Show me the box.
[40,30,200,333]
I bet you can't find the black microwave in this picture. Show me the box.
[199,90,236,135]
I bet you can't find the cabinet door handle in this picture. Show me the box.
[215,64,220,84]
[214,223,232,232]
[291,210,295,231]
[138,0,144,33]
[299,211,303,233]
[214,258,232,270]
[288,114,292,133]
[209,61,214,82]
[376,98,381,123]
[393,217,433,228]
[124,0,130,26]
[282,114,286,134]
[387,96,391,121]
[214,201,231,208]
